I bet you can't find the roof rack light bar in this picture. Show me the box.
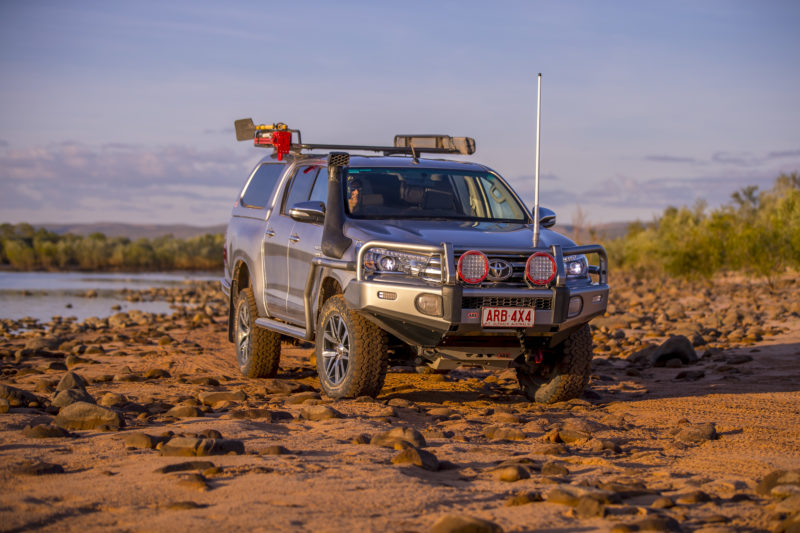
[234,118,476,159]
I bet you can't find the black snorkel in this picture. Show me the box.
[321,152,353,259]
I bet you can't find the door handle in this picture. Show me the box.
[265,229,276,238]
[289,234,300,243]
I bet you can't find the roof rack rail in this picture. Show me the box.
[234,118,476,160]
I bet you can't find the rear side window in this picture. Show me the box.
[283,165,322,213]
[240,163,285,208]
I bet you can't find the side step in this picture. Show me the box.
[255,318,306,341]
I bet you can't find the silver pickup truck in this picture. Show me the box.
[221,119,608,403]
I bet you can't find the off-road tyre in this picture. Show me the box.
[234,288,281,378]
[516,323,593,404]
[316,295,388,399]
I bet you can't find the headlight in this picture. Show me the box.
[363,248,441,281]
[564,255,588,277]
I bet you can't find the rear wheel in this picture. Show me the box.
[234,288,281,378]
[316,295,388,398]
[516,323,593,404]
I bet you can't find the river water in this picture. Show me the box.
[0,271,219,323]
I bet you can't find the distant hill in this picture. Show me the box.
[40,223,226,240]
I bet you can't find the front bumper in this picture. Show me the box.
[344,278,608,348]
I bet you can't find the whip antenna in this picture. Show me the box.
[533,73,543,248]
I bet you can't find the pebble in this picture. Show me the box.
[0,383,42,407]
[177,473,209,491]
[98,392,127,407]
[164,501,208,510]
[160,437,244,456]
[674,421,717,444]
[588,438,621,453]
[55,401,124,430]
[231,408,273,421]
[541,462,570,476]
[198,390,246,406]
[392,446,439,471]
[575,495,607,518]
[154,461,216,474]
[299,405,342,421]
[428,407,455,420]
[121,432,162,449]
[285,391,322,405]
[12,461,65,476]
[371,427,427,448]
[23,424,72,439]
[651,496,675,509]
[144,368,171,379]
[484,426,525,441]
[505,491,542,506]
[0,398,8,413]
[263,379,312,395]
[493,465,530,482]
[675,489,711,504]
[166,405,203,418]
[430,514,503,533]
[261,445,290,455]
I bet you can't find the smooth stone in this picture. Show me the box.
[431,514,504,533]
[494,465,530,482]
[392,446,439,471]
[541,462,570,476]
[674,422,717,444]
[758,470,800,496]
[160,437,244,456]
[98,392,127,407]
[55,401,124,430]
[285,391,321,404]
[484,426,525,441]
[198,390,247,406]
[154,461,216,474]
[505,492,543,506]
[263,379,312,394]
[166,405,203,418]
[121,432,162,449]
[23,423,72,438]
[299,405,342,421]
[12,461,65,476]
[144,368,171,379]
[261,445,290,455]
[230,408,273,421]
[371,426,427,448]
[651,335,698,366]
[0,398,8,413]
[0,384,41,407]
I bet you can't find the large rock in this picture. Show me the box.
[651,335,698,366]
[55,401,124,430]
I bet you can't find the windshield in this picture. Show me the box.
[344,167,529,222]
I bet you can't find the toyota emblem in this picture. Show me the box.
[487,259,513,281]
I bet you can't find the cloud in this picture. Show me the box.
[644,155,702,164]
[0,141,256,224]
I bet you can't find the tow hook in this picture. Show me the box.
[516,330,544,365]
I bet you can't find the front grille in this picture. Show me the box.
[462,296,552,310]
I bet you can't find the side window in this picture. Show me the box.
[308,167,328,204]
[282,165,321,214]
[241,163,285,209]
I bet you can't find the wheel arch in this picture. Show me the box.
[228,259,252,342]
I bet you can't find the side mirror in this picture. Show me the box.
[534,206,556,228]
[289,201,326,224]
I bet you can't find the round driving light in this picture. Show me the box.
[457,250,488,284]
[525,252,556,285]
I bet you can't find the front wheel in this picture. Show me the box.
[516,323,593,404]
[315,295,388,398]
[234,288,281,378]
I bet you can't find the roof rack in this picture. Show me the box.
[234,118,476,161]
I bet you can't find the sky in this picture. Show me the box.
[1,0,799,228]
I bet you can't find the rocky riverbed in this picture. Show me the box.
[1,275,799,532]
